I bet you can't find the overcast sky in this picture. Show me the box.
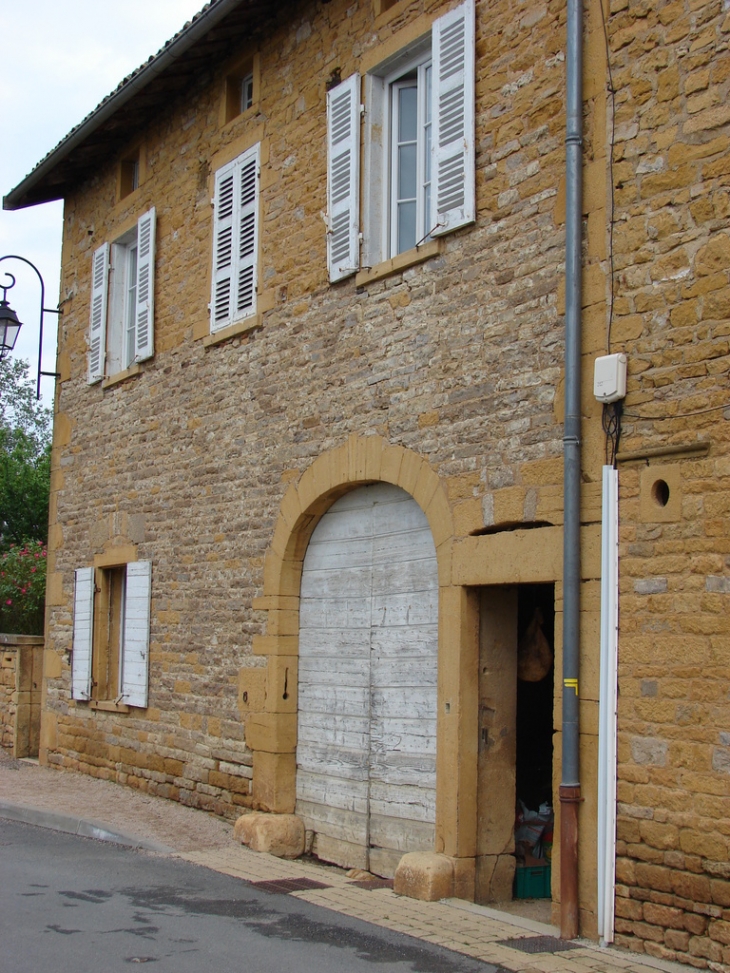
[0,0,205,405]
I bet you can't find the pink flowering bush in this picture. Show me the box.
[0,540,46,635]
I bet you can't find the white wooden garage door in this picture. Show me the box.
[296,483,438,878]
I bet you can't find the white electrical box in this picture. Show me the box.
[594,353,627,404]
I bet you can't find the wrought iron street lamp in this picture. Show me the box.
[0,255,60,398]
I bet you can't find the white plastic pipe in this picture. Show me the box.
[597,464,619,944]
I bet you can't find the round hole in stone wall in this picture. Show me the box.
[652,479,670,507]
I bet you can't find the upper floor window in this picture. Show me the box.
[210,144,260,332]
[223,56,259,125]
[326,0,475,282]
[119,151,140,199]
[88,208,156,384]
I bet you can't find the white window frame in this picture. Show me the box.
[88,207,156,384]
[210,143,260,332]
[386,54,433,258]
[241,72,254,112]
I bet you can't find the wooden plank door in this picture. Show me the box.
[296,483,438,877]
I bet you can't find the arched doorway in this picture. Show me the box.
[296,482,438,877]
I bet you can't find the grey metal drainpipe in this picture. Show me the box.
[560,0,583,941]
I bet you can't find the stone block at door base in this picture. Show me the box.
[233,811,305,859]
[394,852,456,901]
[476,853,516,903]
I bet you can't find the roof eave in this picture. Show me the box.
[3,0,247,211]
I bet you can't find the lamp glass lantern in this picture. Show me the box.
[0,299,22,361]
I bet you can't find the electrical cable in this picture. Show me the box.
[622,402,730,419]
[602,401,622,467]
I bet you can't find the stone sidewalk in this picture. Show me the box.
[0,752,686,973]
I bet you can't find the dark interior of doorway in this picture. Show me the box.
[516,583,555,814]
[505,583,555,920]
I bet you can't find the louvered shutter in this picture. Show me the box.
[120,561,151,708]
[211,158,236,330]
[134,207,156,361]
[72,567,94,701]
[235,145,259,320]
[211,147,259,332]
[88,244,109,383]
[327,73,360,282]
[431,0,475,236]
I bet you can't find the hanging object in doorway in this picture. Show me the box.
[517,607,553,682]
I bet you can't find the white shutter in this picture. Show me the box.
[327,73,360,282]
[211,158,236,330]
[211,147,259,332]
[431,0,475,236]
[235,145,259,320]
[72,567,94,701]
[134,207,156,361]
[120,561,151,708]
[88,244,109,383]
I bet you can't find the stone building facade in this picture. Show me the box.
[4,0,730,964]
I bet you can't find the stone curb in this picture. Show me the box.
[0,801,173,854]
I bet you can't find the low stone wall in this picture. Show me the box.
[0,635,44,758]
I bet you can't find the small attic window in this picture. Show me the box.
[374,0,400,16]
[223,55,259,125]
[119,150,140,200]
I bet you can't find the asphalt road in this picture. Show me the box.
[1,819,506,973]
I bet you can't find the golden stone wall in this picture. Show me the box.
[605,0,730,966]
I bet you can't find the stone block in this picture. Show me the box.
[233,811,305,859]
[394,852,454,902]
[475,855,516,903]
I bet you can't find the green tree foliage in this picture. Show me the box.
[0,359,52,549]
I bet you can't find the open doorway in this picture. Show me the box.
[514,584,555,901]
[476,583,555,912]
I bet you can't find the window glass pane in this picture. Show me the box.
[398,86,418,142]
[398,144,417,199]
[398,200,417,253]
[125,245,138,366]
[241,73,254,111]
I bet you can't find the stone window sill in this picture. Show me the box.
[355,239,442,287]
[102,364,142,389]
[203,313,263,348]
[89,699,131,713]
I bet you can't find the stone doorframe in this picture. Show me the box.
[239,434,480,896]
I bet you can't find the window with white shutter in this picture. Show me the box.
[211,144,260,332]
[87,206,156,383]
[360,0,475,266]
[71,560,152,709]
[326,73,361,282]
